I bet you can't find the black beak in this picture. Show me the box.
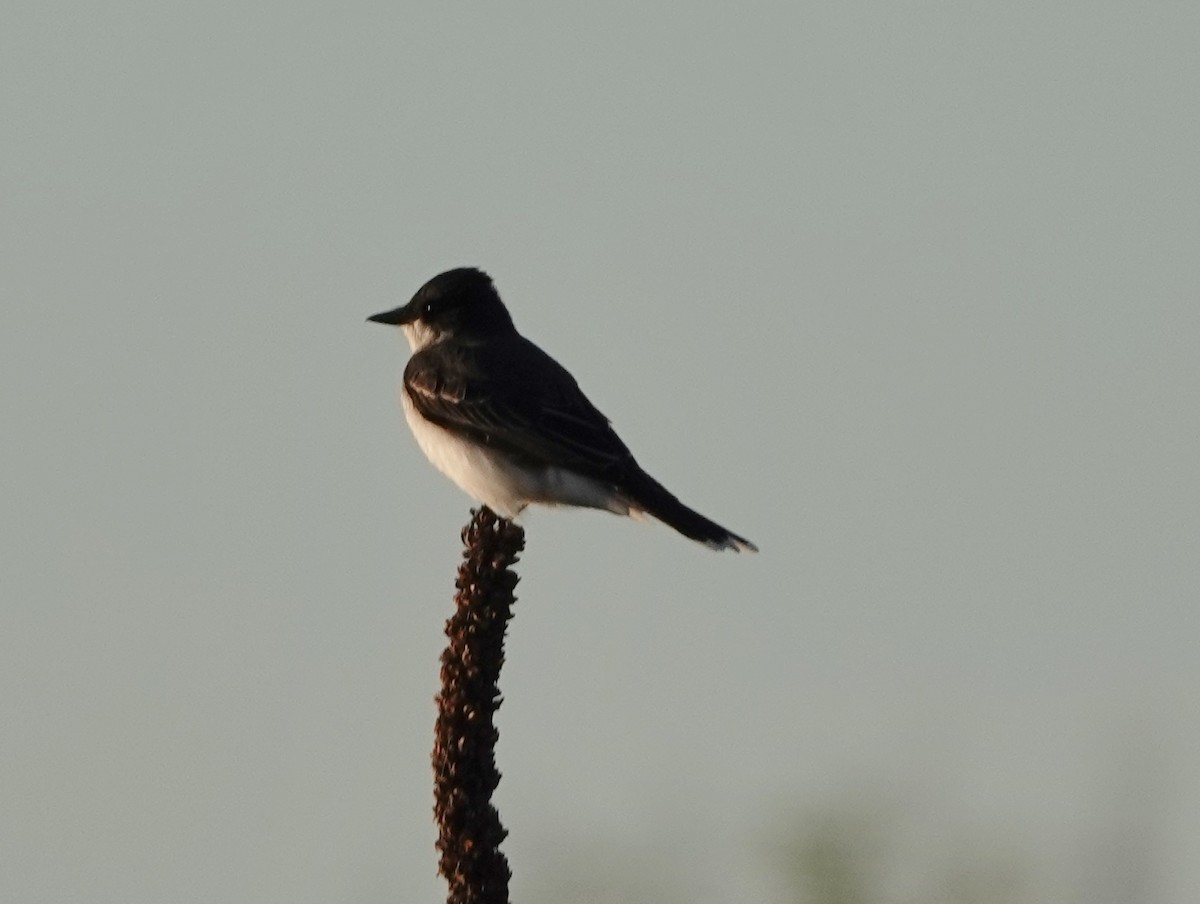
[367,302,417,325]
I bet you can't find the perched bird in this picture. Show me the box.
[368,268,756,552]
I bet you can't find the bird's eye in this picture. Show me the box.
[424,301,436,317]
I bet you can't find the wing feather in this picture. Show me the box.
[403,336,635,479]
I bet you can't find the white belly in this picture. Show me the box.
[401,391,627,519]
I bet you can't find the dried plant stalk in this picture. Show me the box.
[432,506,525,904]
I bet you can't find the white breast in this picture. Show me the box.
[400,390,628,520]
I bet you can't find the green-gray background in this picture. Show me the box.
[4,3,1197,902]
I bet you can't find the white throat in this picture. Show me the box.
[401,320,441,352]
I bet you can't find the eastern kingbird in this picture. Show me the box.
[368,268,757,552]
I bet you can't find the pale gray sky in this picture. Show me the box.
[3,3,1198,902]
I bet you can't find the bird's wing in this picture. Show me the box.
[403,336,635,478]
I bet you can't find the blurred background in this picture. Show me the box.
[3,3,1197,902]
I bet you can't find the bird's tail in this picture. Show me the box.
[622,468,757,553]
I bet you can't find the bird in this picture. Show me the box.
[368,267,757,552]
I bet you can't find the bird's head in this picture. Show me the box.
[368,267,514,351]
